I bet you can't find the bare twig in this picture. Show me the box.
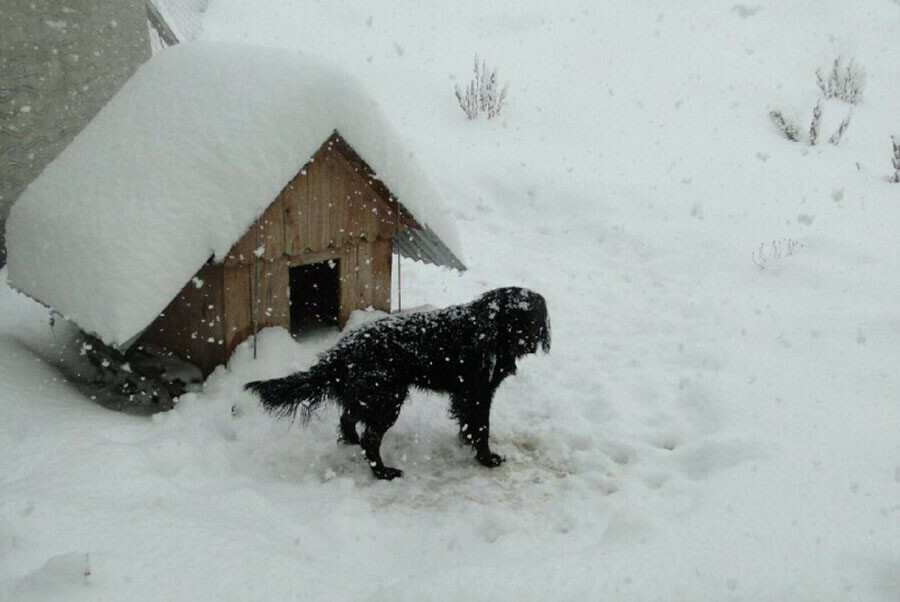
[815,56,866,105]
[828,111,852,145]
[455,54,507,120]
[752,238,804,270]
[809,100,822,145]
[890,136,900,183]
[770,109,800,142]
[771,56,863,145]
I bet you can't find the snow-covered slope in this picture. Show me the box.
[2,1,900,601]
[5,42,461,347]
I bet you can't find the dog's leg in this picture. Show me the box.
[338,407,360,445]
[358,387,407,480]
[452,393,505,468]
[360,425,402,480]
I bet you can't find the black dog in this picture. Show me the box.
[245,287,550,480]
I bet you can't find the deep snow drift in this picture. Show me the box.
[2,1,900,601]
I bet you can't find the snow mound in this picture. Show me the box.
[5,42,461,347]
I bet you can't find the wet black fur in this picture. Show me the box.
[245,287,550,480]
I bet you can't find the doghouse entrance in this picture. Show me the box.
[289,260,340,333]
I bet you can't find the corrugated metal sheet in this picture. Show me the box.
[147,0,206,47]
[394,224,466,272]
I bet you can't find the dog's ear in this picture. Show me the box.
[517,290,550,354]
[469,294,509,378]
[512,289,551,356]
[539,312,551,353]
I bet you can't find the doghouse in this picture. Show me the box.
[138,131,464,375]
[5,43,465,382]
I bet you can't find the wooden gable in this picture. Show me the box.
[225,133,418,265]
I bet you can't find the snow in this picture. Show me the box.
[5,42,462,348]
[3,1,900,601]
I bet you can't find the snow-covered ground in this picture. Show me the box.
[3,1,900,600]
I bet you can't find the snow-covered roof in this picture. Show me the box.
[5,42,464,348]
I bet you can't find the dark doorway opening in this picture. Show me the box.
[289,260,340,334]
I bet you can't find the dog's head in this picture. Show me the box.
[479,287,551,358]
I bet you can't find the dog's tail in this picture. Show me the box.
[245,365,332,420]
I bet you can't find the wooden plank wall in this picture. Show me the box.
[371,239,392,310]
[336,239,392,325]
[222,264,252,359]
[222,259,291,358]
[139,263,226,375]
[256,259,291,330]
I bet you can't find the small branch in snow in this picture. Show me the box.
[828,111,852,145]
[808,100,822,146]
[815,56,866,105]
[771,56,862,146]
[751,238,804,270]
[770,103,851,146]
[889,136,900,183]
[769,110,799,142]
[455,54,508,120]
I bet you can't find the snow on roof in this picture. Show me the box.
[6,42,463,348]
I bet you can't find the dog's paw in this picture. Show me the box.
[339,432,361,445]
[476,452,505,468]
[372,466,404,481]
